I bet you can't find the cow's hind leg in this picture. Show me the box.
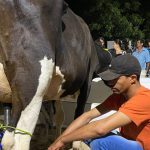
[74,80,91,119]
[73,75,93,148]
[73,81,92,150]
[53,100,64,137]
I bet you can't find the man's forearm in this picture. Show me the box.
[51,108,101,146]
[53,113,89,143]
[61,120,104,144]
[60,111,94,137]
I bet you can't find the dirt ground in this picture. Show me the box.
[30,125,71,150]
[0,103,72,150]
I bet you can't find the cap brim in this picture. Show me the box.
[98,69,121,81]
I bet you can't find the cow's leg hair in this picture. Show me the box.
[14,97,43,150]
[54,100,64,138]
[1,131,15,150]
[41,104,52,126]
[2,95,23,150]
[42,101,55,127]
[40,105,52,135]
[2,57,54,150]
[74,79,91,119]
[14,57,54,150]
[73,68,93,150]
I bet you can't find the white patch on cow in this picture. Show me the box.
[44,66,66,100]
[55,66,65,94]
[2,56,54,150]
[0,63,3,68]
[1,131,15,150]
[20,0,40,17]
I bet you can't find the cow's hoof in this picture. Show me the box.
[1,131,15,150]
[14,134,31,150]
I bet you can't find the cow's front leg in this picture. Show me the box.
[2,94,23,150]
[54,100,64,137]
[13,57,54,150]
[1,131,15,150]
[1,104,13,150]
[14,97,43,150]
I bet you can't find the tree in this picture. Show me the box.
[66,0,148,40]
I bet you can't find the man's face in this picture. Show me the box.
[113,42,117,49]
[100,39,104,46]
[104,76,132,94]
[136,40,143,49]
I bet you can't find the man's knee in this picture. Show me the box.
[90,140,99,150]
[89,135,143,150]
[90,139,105,150]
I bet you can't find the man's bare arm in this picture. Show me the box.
[60,111,132,144]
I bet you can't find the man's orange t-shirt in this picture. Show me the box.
[102,86,150,150]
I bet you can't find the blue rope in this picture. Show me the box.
[0,132,4,150]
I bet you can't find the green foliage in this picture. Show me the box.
[143,12,150,39]
[89,0,146,40]
[66,0,149,40]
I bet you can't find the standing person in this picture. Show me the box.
[124,38,133,54]
[109,39,126,58]
[95,36,108,51]
[146,40,150,76]
[94,37,112,76]
[146,39,150,53]
[48,54,150,150]
[132,39,150,77]
[99,37,105,49]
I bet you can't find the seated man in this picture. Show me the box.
[48,54,150,150]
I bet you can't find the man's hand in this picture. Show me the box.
[48,139,65,150]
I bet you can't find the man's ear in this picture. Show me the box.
[141,42,144,46]
[130,74,137,83]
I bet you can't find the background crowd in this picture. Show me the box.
[95,37,150,77]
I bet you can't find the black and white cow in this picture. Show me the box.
[0,0,111,149]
